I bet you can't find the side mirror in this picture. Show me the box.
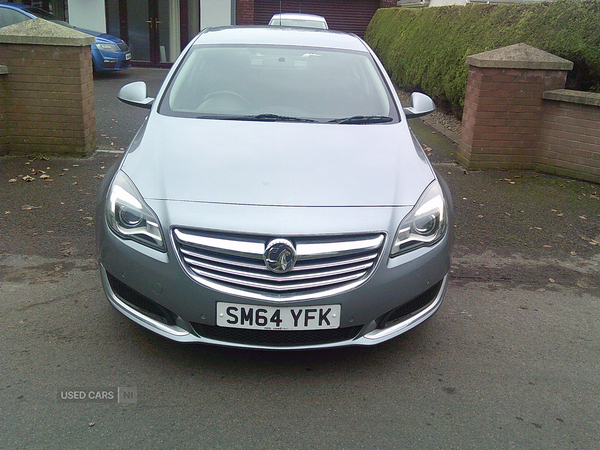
[118,81,154,109]
[403,92,435,119]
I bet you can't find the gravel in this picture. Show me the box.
[396,87,461,136]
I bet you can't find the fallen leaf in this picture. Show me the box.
[543,245,552,248]
[39,174,50,179]
[8,178,17,183]
[22,175,35,182]
[549,278,555,283]
[21,205,41,211]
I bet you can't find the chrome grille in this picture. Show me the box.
[173,229,385,301]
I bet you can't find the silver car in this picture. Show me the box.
[97,26,453,350]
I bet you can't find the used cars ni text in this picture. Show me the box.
[97,26,453,350]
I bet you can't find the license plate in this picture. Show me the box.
[217,303,341,331]
[126,53,132,60]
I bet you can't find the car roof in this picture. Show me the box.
[191,26,367,52]
[0,2,35,15]
[271,13,327,22]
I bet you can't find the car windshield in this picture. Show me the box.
[159,45,397,123]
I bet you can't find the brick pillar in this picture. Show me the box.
[458,43,573,170]
[236,0,254,25]
[0,19,96,156]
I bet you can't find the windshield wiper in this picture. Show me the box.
[243,114,317,123]
[328,115,394,124]
[196,113,316,123]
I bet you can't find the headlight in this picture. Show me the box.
[391,180,447,257]
[106,171,165,252]
[96,43,119,52]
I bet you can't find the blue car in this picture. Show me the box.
[0,2,131,72]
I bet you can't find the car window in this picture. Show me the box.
[159,45,397,123]
[0,8,31,28]
[270,19,327,29]
[22,6,57,21]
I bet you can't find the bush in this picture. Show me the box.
[365,0,600,116]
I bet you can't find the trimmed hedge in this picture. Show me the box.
[365,0,600,116]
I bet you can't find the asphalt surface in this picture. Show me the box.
[1,68,599,449]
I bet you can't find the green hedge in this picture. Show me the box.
[365,0,600,116]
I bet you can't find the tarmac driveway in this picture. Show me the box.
[0,68,598,449]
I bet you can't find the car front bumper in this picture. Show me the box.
[100,263,448,349]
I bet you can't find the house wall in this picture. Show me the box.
[0,65,7,156]
[68,0,106,32]
[201,0,234,29]
[429,0,467,5]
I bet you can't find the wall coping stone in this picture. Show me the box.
[467,43,573,71]
[543,89,600,107]
[0,18,94,46]
[0,65,7,75]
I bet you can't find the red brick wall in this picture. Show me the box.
[236,0,395,25]
[459,66,567,170]
[0,43,96,156]
[538,100,600,183]
[236,0,254,25]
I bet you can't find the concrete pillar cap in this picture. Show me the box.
[467,43,573,71]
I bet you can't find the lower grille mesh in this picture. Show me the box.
[378,281,443,329]
[192,323,363,347]
[107,272,176,325]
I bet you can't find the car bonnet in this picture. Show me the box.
[120,115,434,208]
